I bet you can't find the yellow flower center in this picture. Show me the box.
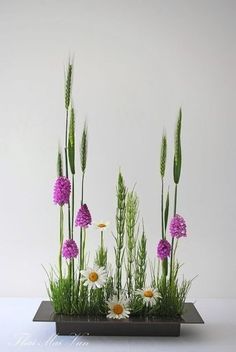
[113,304,124,315]
[89,272,98,282]
[144,290,154,298]
[98,223,106,228]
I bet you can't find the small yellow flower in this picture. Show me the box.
[95,221,109,231]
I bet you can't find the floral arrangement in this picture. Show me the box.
[46,61,192,320]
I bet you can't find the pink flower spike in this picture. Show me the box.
[75,204,92,228]
[53,177,71,206]
[169,214,187,239]
[62,239,79,259]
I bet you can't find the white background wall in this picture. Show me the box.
[0,0,235,298]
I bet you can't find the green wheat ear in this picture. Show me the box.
[173,108,182,184]
[80,122,88,173]
[68,106,75,174]
[65,60,73,110]
[164,189,169,233]
[160,133,167,178]
[57,148,63,177]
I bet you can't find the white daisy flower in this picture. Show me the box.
[80,265,107,289]
[107,296,130,320]
[136,287,160,307]
[94,221,109,231]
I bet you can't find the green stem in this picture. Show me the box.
[79,172,85,272]
[170,183,178,283]
[161,178,168,278]
[59,206,64,280]
[79,230,83,273]
[68,260,72,312]
[116,232,122,299]
[64,109,71,239]
[79,228,86,271]
[173,239,179,259]
[71,174,75,305]
[101,231,104,250]
[117,256,121,299]
[161,178,164,239]
[82,228,86,269]
[81,172,85,206]
[173,183,178,217]
[68,204,71,239]
[65,110,69,178]
[71,174,75,238]
[96,230,107,268]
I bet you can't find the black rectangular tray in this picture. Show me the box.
[33,301,204,336]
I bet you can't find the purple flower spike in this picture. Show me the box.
[62,239,79,259]
[157,239,171,260]
[169,214,187,239]
[75,204,92,228]
[53,177,71,206]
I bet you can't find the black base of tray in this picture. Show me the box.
[33,301,204,336]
